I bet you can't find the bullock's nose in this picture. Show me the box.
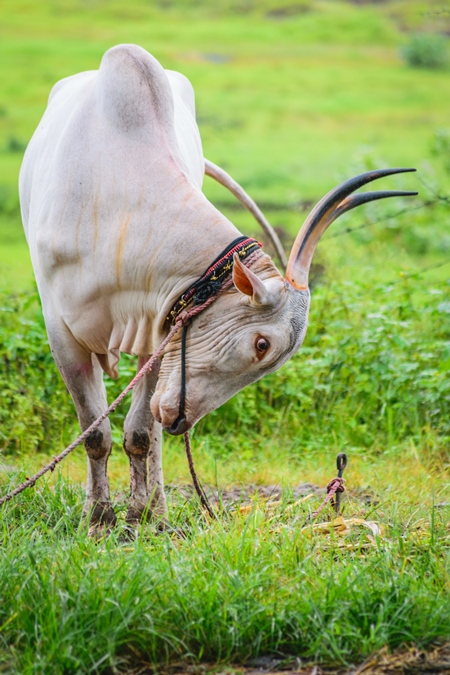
[167,415,188,436]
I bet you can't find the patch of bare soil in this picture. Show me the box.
[265,4,311,20]
[350,642,450,673]
[166,482,326,506]
[119,642,450,674]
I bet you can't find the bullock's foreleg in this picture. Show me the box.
[47,324,116,535]
[123,356,167,525]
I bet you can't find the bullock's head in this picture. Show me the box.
[151,169,417,434]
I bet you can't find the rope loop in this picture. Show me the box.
[176,311,192,327]
[302,456,348,528]
[326,477,345,495]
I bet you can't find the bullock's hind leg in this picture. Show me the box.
[123,356,167,526]
[47,322,116,535]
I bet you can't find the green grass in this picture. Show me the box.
[1,0,450,290]
[1,0,450,671]
[1,0,450,289]
[1,0,450,200]
[1,194,449,670]
[0,472,449,674]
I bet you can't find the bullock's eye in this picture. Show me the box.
[255,337,270,354]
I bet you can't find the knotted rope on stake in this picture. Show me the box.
[302,453,347,528]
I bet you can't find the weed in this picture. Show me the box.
[1,252,449,461]
[4,135,27,154]
[401,33,449,70]
[431,129,450,174]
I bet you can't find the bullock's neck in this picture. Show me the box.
[152,184,285,341]
[151,180,242,331]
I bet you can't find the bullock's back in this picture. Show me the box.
[19,44,205,295]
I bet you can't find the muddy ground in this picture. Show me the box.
[118,642,450,674]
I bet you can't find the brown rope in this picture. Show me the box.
[0,249,264,513]
[176,248,263,518]
[302,477,346,528]
[0,323,181,508]
[183,432,215,519]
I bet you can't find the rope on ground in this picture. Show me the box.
[302,453,347,528]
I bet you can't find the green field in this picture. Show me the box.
[1,1,450,673]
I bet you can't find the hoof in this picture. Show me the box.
[119,524,140,543]
[87,522,114,540]
[83,501,116,534]
[126,506,170,535]
[125,504,147,524]
[126,501,167,525]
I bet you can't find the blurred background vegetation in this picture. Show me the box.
[0,0,449,489]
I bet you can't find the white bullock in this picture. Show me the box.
[20,44,415,533]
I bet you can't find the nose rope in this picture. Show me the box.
[180,324,189,420]
[172,247,264,517]
[170,322,189,434]
[168,240,265,435]
[184,430,215,519]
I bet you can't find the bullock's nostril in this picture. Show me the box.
[167,415,188,436]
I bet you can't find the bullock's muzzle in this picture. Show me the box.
[167,414,188,436]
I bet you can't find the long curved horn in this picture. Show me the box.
[285,168,418,290]
[204,158,288,268]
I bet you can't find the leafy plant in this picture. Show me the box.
[401,33,449,70]
[4,135,27,154]
[0,290,75,453]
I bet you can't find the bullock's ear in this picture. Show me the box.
[233,253,283,306]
